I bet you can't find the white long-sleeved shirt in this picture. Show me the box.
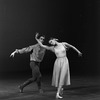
[18,43,46,62]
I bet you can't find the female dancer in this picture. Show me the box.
[35,33,82,99]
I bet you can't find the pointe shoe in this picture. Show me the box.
[18,85,23,93]
[56,93,63,99]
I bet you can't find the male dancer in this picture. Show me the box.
[10,33,46,93]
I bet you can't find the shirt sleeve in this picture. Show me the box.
[18,45,36,54]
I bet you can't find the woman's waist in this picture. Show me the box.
[56,55,66,58]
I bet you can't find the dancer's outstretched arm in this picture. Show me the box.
[62,42,82,56]
[35,33,54,52]
[10,49,19,57]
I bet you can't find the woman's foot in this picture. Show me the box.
[56,93,63,99]
[60,88,63,95]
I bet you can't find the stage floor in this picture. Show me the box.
[0,74,100,100]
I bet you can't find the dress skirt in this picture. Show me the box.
[52,56,70,87]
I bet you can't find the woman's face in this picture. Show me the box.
[49,40,56,45]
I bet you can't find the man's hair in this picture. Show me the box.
[39,35,45,39]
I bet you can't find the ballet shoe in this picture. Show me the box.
[56,93,63,99]
[18,85,23,93]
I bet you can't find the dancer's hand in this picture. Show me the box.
[10,49,18,57]
[78,52,82,57]
[35,32,39,39]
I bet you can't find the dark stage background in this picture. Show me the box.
[0,0,100,78]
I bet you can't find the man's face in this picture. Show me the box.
[39,36,45,43]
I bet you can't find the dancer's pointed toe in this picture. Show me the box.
[56,93,63,99]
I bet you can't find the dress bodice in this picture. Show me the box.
[54,43,66,58]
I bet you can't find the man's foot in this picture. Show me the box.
[39,89,43,93]
[56,93,63,99]
[18,85,23,93]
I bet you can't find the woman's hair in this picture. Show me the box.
[49,38,58,44]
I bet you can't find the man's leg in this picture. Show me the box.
[30,61,43,93]
[33,62,43,93]
[18,61,37,93]
[36,76,43,93]
[18,77,36,93]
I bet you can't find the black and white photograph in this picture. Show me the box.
[0,0,100,100]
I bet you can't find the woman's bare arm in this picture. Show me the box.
[62,42,82,56]
[35,33,54,52]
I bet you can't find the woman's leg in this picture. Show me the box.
[60,87,63,95]
[56,85,63,99]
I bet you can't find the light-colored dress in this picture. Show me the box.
[52,43,70,87]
